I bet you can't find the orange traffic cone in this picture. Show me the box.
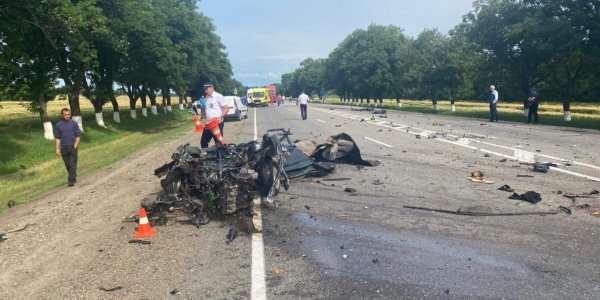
[193,116,204,133]
[133,208,157,238]
[205,118,225,145]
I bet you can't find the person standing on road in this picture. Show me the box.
[54,108,81,187]
[489,85,499,122]
[201,82,229,148]
[298,91,309,120]
[527,87,539,124]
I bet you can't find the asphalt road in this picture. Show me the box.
[253,102,600,299]
[1,101,599,299]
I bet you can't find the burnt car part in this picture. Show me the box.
[147,129,292,223]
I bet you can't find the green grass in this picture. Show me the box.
[316,99,600,131]
[0,107,192,212]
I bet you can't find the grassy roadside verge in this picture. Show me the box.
[0,101,193,212]
[316,99,600,131]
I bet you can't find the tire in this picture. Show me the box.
[258,159,276,197]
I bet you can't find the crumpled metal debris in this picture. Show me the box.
[146,129,291,224]
[145,130,379,226]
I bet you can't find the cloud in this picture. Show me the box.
[255,54,306,61]
[236,72,281,80]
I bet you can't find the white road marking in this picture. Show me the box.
[513,149,536,163]
[473,140,600,171]
[548,167,600,181]
[253,107,258,141]
[312,106,600,181]
[365,137,393,148]
[456,138,472,146]
[317,119,326,123]
[251,232,267,300]
[251,108,267,300]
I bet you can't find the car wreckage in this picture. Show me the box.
[145,129,379,226]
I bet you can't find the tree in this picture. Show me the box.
[0,0,60,139]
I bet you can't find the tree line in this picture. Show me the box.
[280,0,599,119]
[0,0,243,138]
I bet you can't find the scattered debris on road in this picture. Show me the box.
[351,106,370,112]
[508,191,542,204]
[225,228,238,244]
[98,286,123,292]
[147,129,292,225]
[469,170,495,183]
[403,205,559,216]
[533,163,549,173]
[574,204,600,217]
[145,130,379,226]
[0,224,32,243]
[563,190,599,200]
[7,200,16,208]
[498,184,515,192]
[558,206,572,215]
[517,174,534,178]
[170,289,182,295]
[344,188,357,193]
[128,239,151,245]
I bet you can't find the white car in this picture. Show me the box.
[223,96,248,121]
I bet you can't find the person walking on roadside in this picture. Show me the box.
[298,91,309,120]
[201,82,229,148]
[54,108,81,187]
[527,87,539,124]
[489,85,499,122]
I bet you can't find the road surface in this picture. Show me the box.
[1,102,599,299]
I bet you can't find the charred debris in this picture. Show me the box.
[144,129,379,226]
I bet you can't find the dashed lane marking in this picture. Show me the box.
[312,107,600,182]
[365,137,393,148]
[251,108,267,300]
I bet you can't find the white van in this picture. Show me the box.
[223,96,248,121]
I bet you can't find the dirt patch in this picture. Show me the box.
[0,121,250,299]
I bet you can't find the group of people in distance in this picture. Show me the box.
[489,84,539,124]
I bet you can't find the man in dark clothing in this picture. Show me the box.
[54,108,81,187]
[527,87,539,124]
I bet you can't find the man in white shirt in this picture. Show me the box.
[489,85,499,122]
[201,82,229,148]
[298,91,309,120]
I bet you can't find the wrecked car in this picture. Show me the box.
[145,130,379,226]
[146,129,292,225]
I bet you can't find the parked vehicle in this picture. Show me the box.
[223,96,248,121]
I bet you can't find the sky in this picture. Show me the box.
[199,0,476,87]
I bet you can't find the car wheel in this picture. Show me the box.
[237,113,242,121]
